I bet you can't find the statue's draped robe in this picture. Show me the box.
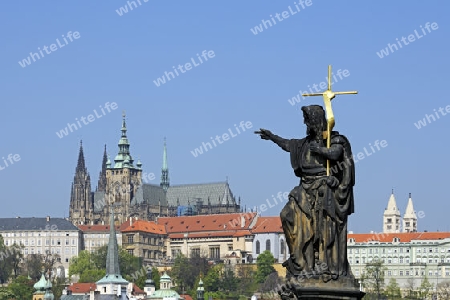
[280,132,355,279]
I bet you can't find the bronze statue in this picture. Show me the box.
[255,66,363,299]
[256,104,355,282]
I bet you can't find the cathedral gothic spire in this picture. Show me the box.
[160,138,170,191]
[97,145,108,192]
[69,141,93,225]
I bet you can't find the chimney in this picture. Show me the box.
[241,215,245,228]
[46,216,50,222]
[130,218,133,226]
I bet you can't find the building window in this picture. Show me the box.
[256,241,260,254]
[406,270,410,276]
[388,271,392,276]
[209,246,220,259]
[127,235,134,244]
[400,271,403,276]
[127,249,134,256]
[228,244,233,251]
[191,248,200,257]
[266,240,271,252]
[280,240,285,255]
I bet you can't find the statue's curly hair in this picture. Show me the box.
[301,105,327,136]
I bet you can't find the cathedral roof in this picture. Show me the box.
[131,184,167,206]
[166,181,236,207]
[0,217,78,231]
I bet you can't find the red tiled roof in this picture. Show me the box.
[169,230,245,239]
[348,232,450,243]
[181,294,193,300]
[158,213,258,233]
[132,283,146,295]
[122,220,166,234]
[68,283,96,294]
[251,217,283,234]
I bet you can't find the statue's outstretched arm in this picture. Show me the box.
[254,128,290,152]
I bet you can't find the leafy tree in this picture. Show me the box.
[25,254,44,280]
[203,264,221,292]
[385,278,402,299]
[79,269,106,283]
[405,277,418,299]
[8,243,24,279]
[69,250,92,278]
[361,259,387,299]
[0,287,15,300]
[170,253,191,293]
[255,250,276,284]
[152,267,160,290]
[236,264,257,296]
[69,245,141,282]
[8,275,34,300]
[437,280,450,300]
[418,276,433,299]
[0,235,12,284]
[52,275,67,300]
[221,268,238,292]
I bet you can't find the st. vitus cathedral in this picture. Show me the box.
[69,113,241,225]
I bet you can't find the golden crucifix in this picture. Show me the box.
[302,65,358,175]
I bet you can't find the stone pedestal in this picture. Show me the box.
[278,275,365,300]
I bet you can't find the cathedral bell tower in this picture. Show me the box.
[104,112,142,224]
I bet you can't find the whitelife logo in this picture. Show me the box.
[56,102,118,139]
[18,31,81,68]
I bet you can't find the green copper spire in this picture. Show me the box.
[113,111,135,169]
[96,206,128,286]
[160,138,169,191]
[106,208,120,276]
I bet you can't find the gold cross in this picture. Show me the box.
[302,65,357,175]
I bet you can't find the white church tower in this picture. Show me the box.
[383,190,401,233]
[402,193,417,232]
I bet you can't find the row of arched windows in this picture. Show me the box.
[255,239,286,255]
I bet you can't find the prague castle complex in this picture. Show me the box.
[69,113,241,226]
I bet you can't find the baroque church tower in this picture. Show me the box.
[383,190,401,233]
[69,141,93,225]
[103,112,142,224]
[403,193,417,232]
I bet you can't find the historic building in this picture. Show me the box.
[252,216,289,263]
[347,232,450,292]
[121,219,167,265]
[157,212,258,263]
[0,216,82,277]
[69,113,241,226]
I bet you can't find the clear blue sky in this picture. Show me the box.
[0,1,449,233]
